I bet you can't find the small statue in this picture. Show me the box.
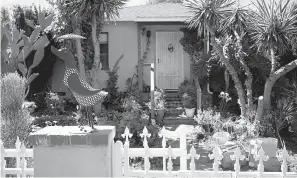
[51,45,108,130]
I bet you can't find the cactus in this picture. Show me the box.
[1,11,54,96]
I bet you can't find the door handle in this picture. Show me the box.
[158,59,160,63]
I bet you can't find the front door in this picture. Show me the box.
[156,31,184,90]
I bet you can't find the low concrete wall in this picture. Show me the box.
[29,126,115,177]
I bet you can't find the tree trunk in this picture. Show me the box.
[194,75,201,110]
[91,13,101,88]
[210,35,247,117]
[270,47,276,74]
[234,31,253,108]
[263,59,297,110]
[256,59,297,120]
[72,16,86,79]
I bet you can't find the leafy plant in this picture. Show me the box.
[154,88,165,110]
[178,79,196,108]
[32,115,78,128]
[1,11,54,96]
[1,72,33,148]
[44,91,66,116]
[103,54,124,110]
[194,108,221,132]
[218,91,232,113]
[145,88,166,110]
[272,98,297,147]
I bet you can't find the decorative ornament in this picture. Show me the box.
[168,43,174,52]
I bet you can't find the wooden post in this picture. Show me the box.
[137,24,143,92]
[197,88,201,110]
[113,141,123,177]
[15,137,21,178]
[179,126,187,170]
[255,96,264,121]
[150,63,155,119]
[1,140,6,178]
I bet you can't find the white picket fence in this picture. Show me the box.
[1,137,34,178]
[1,128,297,178]
[113,126,297,178]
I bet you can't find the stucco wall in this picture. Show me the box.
[51,22,191,93]
[100,22,139,91]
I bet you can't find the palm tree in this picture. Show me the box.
[249,0,297,120]
[184,0,250,117]
[68,0,126,88]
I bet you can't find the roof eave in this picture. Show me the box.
[114,17,190,22]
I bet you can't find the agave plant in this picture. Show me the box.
[1,11,54,96]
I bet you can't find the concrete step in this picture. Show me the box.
[163,116,197,125]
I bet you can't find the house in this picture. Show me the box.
[51,2,194,97]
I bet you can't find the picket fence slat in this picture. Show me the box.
[1,137,34,177]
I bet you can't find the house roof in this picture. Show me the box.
[115,3,193,22]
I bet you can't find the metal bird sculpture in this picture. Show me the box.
[51,45,108,130]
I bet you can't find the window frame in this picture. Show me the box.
[100,32,109,70]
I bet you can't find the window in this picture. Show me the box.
[100,33,109,70]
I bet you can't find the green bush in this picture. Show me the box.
[178,79,196,108]
[32,115,78,128]
[1,72,26,115]
[1,73,33,169]
[98,96,160,147]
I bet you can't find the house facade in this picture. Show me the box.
[51,3,194,95]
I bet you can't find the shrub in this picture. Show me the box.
[98,97,160,147]
[178,79,196,108]
[1,72,26,114]
[1,72,33,169]
[32,115,78,128]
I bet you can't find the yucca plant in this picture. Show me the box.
[248,0,297,120]
[184,0,250,117]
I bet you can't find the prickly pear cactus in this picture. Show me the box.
[1,11,54,96]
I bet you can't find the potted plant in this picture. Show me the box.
[182,93,196,118]
[154,88,166,122]
[178,80,197,118]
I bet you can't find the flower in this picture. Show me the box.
[218,92,231,102]
[49,92,59,101]
[22,101,37,109]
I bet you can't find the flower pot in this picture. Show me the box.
[155,109,165,123]
[185,108,196,119]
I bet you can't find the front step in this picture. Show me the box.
[163,116,197,125]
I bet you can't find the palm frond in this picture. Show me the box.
[248,0,297,55]
[67,0,126,22]
[183,0,237,35]
[57,33,86,40]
